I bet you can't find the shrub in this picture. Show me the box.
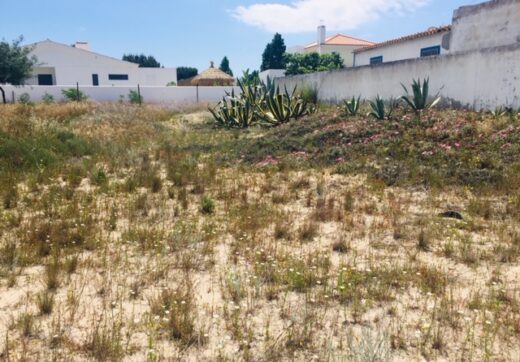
[36,292,55,315]
[18,93,31,104]
[298,220,319,241]
[128,89,143,104]
[200,195,215,214]
[92,168,108,186]
[62,88,88,102]
[285,52,344,75]
[299,86,318,105]
[42,92,54,104]
[151,175,162,193]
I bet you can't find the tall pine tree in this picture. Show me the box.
[219,56,233,76]
[261,33,287,71]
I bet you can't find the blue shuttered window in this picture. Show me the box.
[420,46,441,57]
[370,56,383,65]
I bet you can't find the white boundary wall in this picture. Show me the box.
[275,43,520,110]
[275,0,520,110]
[0,85,241,104]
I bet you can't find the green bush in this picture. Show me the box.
[299,86,318,105]
[0,129,97,173]
[18,93,31,104]
[128,90,143,104]
[42,92,54,104]
[285,52,344,75]
[62,88,88,102]
[200,195,215,214]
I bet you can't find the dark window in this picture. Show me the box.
[92,74,99,86]
[38,74,53,85]
[420,46,441,57]
[370,56,383,65]
[108,74,129,80]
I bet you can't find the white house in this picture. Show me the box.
[302,26,375,67]
[26,40,177,86]
[353,26,451,66]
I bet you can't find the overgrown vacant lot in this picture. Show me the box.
[0,102,519,361]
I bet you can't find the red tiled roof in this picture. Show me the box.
[353,25,452,53]
[305,34,375,49]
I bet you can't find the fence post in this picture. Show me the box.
[11,91,15,104]
[76,82,80,102]
[137,84,141,106]
[196,85,199,103]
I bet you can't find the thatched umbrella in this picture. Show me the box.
[190,61,235,86]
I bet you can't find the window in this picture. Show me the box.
[108,74,129,80]
[38,74,53,85]
[370,56,383,65]
[420,46,441,57]
[92,74,99,86]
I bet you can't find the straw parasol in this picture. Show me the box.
[190,61,235,86]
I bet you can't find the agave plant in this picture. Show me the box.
[210,77,315,128]
[368,96,387,120]
[401,78,441,113]
[490,106,511,118]
[262,92,292,125]
[209,90,255,129]
[290,97,314,118]
[343,96,362,116]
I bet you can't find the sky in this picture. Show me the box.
[1,0,482,74]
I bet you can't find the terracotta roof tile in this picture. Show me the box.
[305,34,375,49]
[353,25,452,53]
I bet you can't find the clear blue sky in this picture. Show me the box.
[1,0,482,74]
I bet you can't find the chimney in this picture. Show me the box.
[73,41,90,51]
[317,25,326,46]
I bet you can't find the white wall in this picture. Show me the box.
[275,43,520,110]
[274,0,520,110]
[1,85,241,104]
[259,70,286,83]
[27,40,177,86]
[451,0,520,52]
[354,33,448,66]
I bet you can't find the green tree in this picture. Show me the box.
[285,52,344,75]
[176,67,198,81]
[0,36,37,104]
[261,33,287,71]
[219,56,233,77]
[122,54,161,68]
[240,69,260,86]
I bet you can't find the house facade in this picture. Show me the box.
[353,26,451,66]
[301,26,375,67]
[26,40,177,86]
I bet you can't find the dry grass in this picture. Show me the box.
[0,103,519,361]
